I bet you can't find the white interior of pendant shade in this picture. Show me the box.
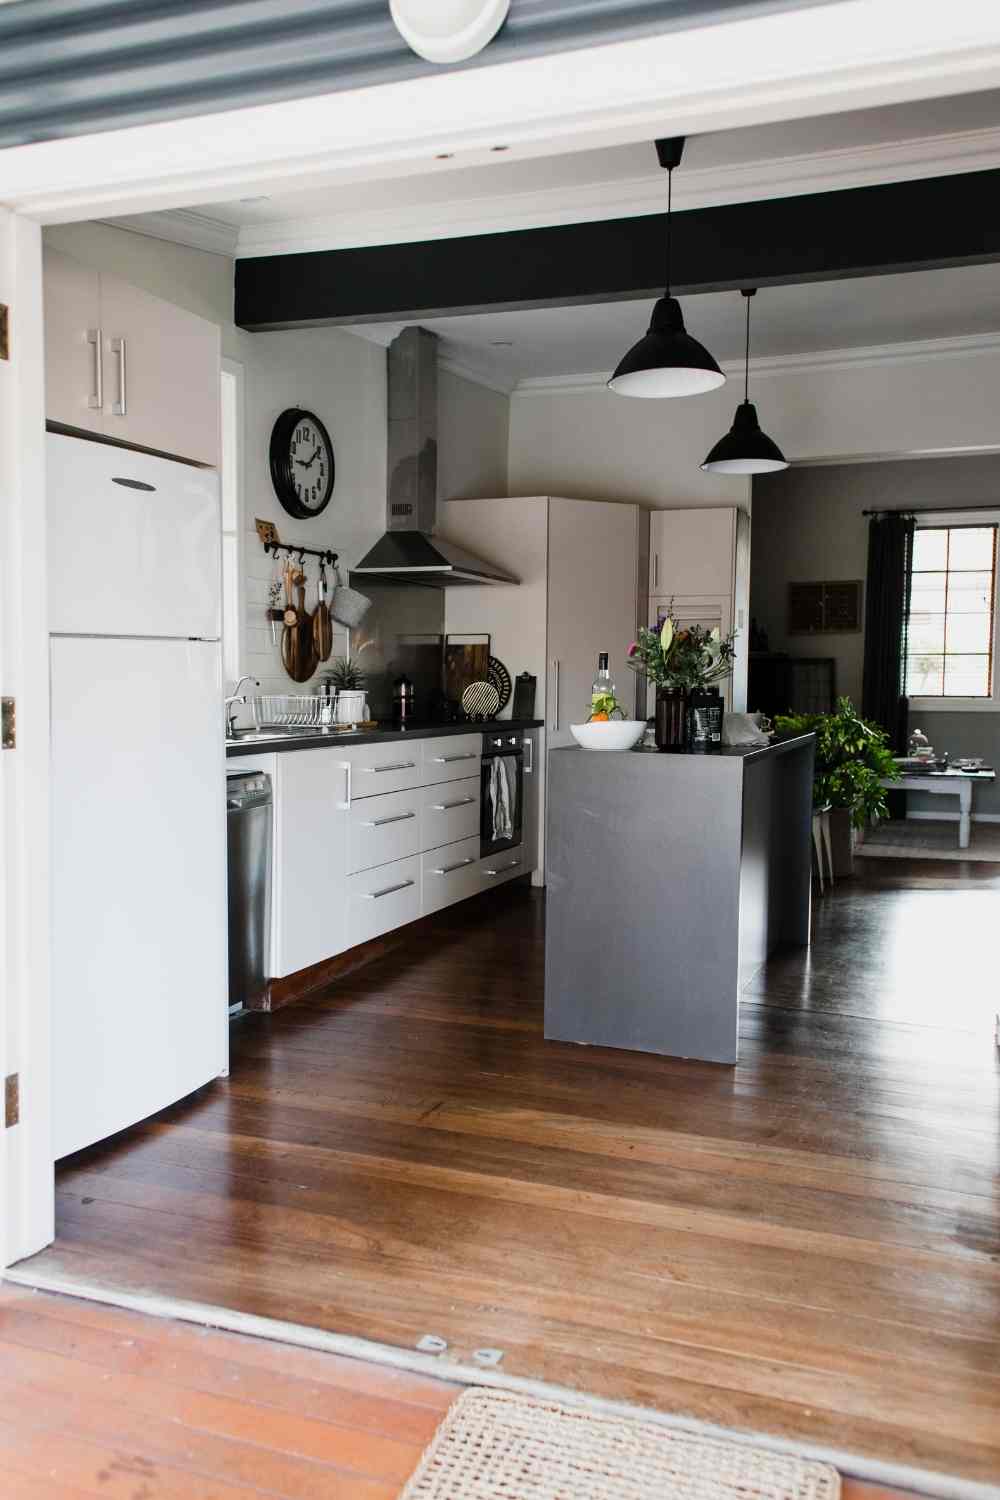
[608,366,727,398]
[702,456,790,474]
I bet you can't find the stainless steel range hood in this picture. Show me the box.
[353,326,519,588]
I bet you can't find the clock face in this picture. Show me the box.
[269,408,335,519]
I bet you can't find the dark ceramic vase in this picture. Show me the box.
[654,689,687,752]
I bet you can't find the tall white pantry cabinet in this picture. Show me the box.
[441,495,649,879]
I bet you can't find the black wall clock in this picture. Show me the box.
[269,407,335,519]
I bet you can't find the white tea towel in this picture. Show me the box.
[490,756,513,842]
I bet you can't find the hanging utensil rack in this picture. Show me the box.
[262,540,338,567]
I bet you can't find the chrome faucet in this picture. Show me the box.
[225,676,258,737]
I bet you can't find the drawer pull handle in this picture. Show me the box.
[431,796,476,811]
[364,761,416,773]
[361,878,415,900]
[362,811,416,828]
[432,752,478,763]
[433,857,475,876]
[484,858,522,876]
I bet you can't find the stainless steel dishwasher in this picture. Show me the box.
[226,770,272,1014]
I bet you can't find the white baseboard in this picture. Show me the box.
[906,810,1000,823]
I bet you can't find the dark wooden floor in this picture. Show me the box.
[20,861,1000,1489]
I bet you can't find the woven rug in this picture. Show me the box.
[857,819,1000,862]
[400,1389,840,1500]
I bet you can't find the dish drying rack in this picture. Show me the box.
[249,694,334,729]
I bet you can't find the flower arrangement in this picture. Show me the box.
[626,607,736,693]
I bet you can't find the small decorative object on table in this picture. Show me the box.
[625,606,736,752]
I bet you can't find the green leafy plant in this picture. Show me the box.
[773,697,899,827]
[325,656,365,691]
[625,607,736,692]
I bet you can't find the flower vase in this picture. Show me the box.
[654,689,687,752]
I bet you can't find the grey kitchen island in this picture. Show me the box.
[544,734,815,1064]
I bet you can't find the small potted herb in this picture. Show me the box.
[324,657,367,725]
[266,578,284,645]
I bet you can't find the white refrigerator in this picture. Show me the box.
[48,433,228,1159]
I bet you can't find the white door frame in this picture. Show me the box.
[7,0,1000,1265]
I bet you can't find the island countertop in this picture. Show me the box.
[544,733,815,1064]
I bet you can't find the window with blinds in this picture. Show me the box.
[905,524,997,698]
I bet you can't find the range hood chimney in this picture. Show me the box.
[353,326,518,587]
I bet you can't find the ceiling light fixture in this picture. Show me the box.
[390,0,509,64]
[608,138,725,399]
[701,289,789,475]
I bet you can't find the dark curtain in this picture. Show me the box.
[862,512,914,752]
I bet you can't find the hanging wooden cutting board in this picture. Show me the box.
[313,563,333,661]
[290,574,318,683]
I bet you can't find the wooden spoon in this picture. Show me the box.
[313,562,333,661]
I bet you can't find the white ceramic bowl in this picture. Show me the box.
[569,720,646,752]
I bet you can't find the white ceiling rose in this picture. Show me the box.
[389,0,510,64]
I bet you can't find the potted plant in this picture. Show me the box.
[625,608,736,751]
[773,697,899,875]
[324,656,367,725]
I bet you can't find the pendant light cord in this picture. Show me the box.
[744,291,751,403]
[665,167,673,296]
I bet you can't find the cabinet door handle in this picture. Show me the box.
[431,751,478,763]
[111,336,127,416]
[484,858,522,877]
[339,761,352,808]
[433,857,475,876]
[362,810,416,827]
[364,761,416,773]
[523,736,533,774]
[360,878,415,900]
[87,328,103,410]
[431,795,476,811]
[551,660,560,732]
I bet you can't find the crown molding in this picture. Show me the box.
[511,330,1000,395]
[231,123,1000,259]
[101,208,239,257]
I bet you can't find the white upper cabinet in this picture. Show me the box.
[43,248,220,468]
[649,507,737,599]
[43,247,104,437]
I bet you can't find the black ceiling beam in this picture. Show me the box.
[235,168,1000,331]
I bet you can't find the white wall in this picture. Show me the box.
[438,368,509,501]
[507,342,1000,515]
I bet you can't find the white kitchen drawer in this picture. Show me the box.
[421,836,482,916]
[422,733,482,784]
[480,849,525,887]
[347,741,423,799]
[347,855,421,946]
[348,786,422,874]
[421,777,480,851]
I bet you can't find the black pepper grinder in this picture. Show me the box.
[392,674,415,726]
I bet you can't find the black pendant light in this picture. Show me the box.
[608,138,725,399]
[701,289,789,474]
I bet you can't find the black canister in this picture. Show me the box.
[392,675,415,726]
[687,688,724,753]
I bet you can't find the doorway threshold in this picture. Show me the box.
[4,1257,987,1500]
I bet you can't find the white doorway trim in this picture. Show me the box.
[0,211,53,1267]
[4,2,1000,225]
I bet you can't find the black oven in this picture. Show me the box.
[480,731,524,857]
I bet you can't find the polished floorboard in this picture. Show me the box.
[19,862,1000,1490]
[0,1285,916,1500]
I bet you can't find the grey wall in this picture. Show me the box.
[751,454,1000,817]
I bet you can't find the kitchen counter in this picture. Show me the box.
[544,733,815,1064]
[226,718,543,757]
